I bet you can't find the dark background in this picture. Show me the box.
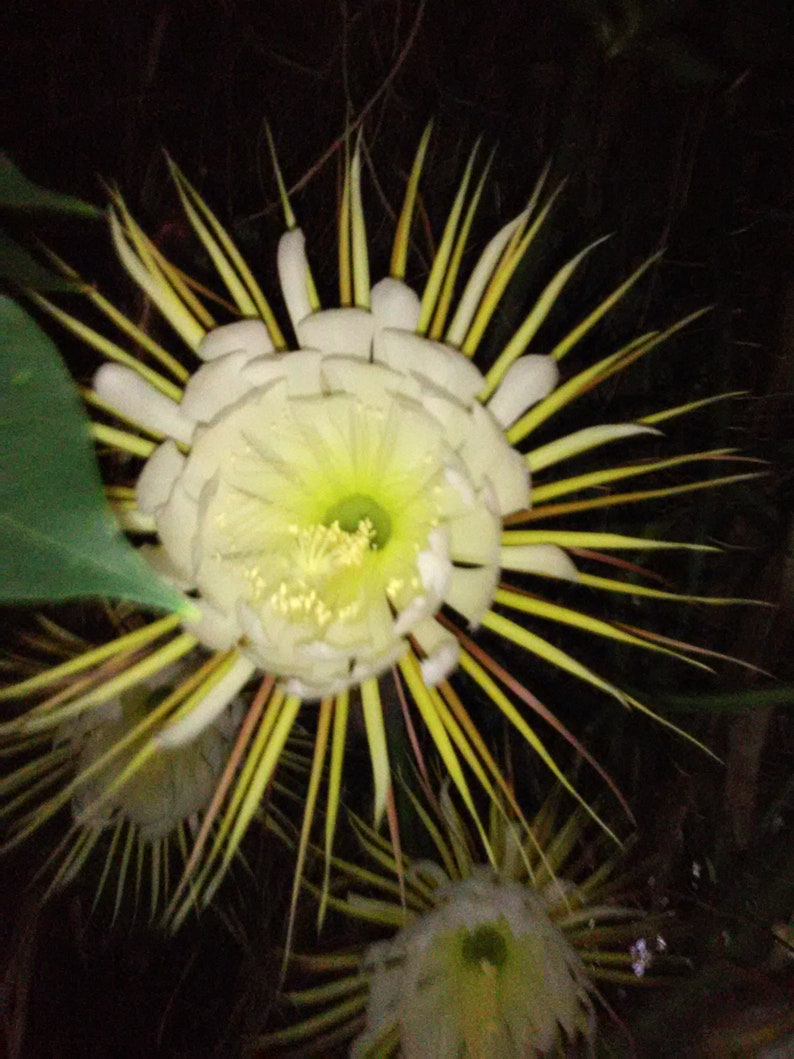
[2,1,794,1055]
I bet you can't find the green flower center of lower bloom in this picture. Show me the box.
[461,923,509,970]
[324,493,392,549]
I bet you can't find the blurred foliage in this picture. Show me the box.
[0,297,187,612]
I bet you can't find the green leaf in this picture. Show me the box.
[0,296,188,613]
[0,154,101,216]
[0,231,79,290]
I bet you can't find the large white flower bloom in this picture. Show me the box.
[2,128,754,920]
[116,278,533,701]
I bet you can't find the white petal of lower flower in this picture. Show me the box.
[196,317,274,361]
[487,354,559,429]
[94,364,194,445]
[66,666,244,841]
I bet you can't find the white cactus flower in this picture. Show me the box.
[259,784,688,1056]
[2,126,753,921]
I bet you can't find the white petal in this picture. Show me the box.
[136,440,185,514]
[348,641,410,687]
[156,655,256,749]
[499,543,581,582]
[417,529,453,600]
[94,363,193,445]
[487,354,559,428]
[180,350,254,424]
[420,640,460,686]
[370,277,421,332]
[241,349,324,397]
[320,355,404,406]
[296,307,374,358]
[460,402,530,514]
[447,504,501,566]
[277,228,313,330]
[374,328,484,404]
[137,544,194,590]
[392,595,430,637]
[182,600,239,650]
[196,318,274,361]
[444,463,475,506]
[156,480,201,581]
[410,615,451,656]
[444,565,499,625]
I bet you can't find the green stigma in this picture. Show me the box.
[461,923,509,970]
[324,494,392,549]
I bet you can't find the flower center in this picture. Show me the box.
[460,923,509,971]
[324,493,392,549]
[266,519,376,627]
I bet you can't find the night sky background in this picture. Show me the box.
[3,1,794,1055]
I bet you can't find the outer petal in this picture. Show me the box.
[156,655,256,749]
[487,354,559,429]
[370,276,422,332]
[136,440,185,514]
[321,356,406,408]
[196,318,274,361]
[420,640,460,687]
[180,350,256,424]
[296,307,375,358]
[277,228,313,330]
[499,544,581,582]
[374,329,484,404]
[444,565,500,626]
[156,480,201,582]
[94,364,194,445]
[242,349,324,397]
[447,503,501,566]
[182,599,240,650]
[460,403,530,514]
